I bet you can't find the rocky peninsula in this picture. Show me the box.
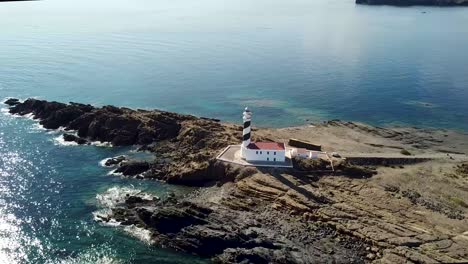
[356,0,468,6]
[4,98,468,263]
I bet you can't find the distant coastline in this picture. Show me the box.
[356,0,468,6]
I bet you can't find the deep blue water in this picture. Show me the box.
[1,0,468,262]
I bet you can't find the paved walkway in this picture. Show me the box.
[216,145,293,168]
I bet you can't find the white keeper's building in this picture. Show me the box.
[240,107,286,162]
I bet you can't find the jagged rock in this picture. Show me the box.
[63,133,88,145]
[115,161,150,176]
[104,156,127,167]
[8,98,185,146]
[4,98,20,106]
[5,98,242,185]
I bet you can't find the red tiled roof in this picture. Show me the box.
[248,142,285,150]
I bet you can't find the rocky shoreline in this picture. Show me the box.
[4,98,468,263]
[5,98,243,185]
[356,0,468,6]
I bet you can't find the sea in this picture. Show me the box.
[0,0,467,262]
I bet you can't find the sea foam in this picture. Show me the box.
[53,135,78,146]
[93,187,156,245]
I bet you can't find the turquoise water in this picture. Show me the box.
[1,0,468,262]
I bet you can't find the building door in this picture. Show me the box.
[267,158,269,161]
[274,158,276,162]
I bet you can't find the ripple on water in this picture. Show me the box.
[45,245,123,264]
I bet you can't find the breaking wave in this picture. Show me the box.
[53,135,79,146]
[93,187,156,244]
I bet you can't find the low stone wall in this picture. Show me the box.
[289,138,322,151]
[345,156,431,166]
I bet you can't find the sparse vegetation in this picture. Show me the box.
[449,196,468,208]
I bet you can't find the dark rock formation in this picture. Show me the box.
[98,192,369,263]
[4,98,20,106]
[7,98,242,185]
[356,0,468,6]
[104,156,127,167]
[63,133,88,145]
[115,161,151,176]
[8,99,186,145]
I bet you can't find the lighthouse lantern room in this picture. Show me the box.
[240,107,286,163]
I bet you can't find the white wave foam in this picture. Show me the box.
[32,123,47,131]
[57,126,70,132]
[99,156,126,168]
[99,158,110,167]
[23,113,36,120]
[93,187,158,245]
[95,186,143,208]
[107,169,123,176]
[91,141,113,148]
[53,135,78,146]
[124,225,154,245]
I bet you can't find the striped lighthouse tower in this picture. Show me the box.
[241,107,252,158]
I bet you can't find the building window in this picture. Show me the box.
[267,158,269,161]
[260,151,262,154]
[267,151,269,155]
[274,152,276,155]
[256,151,258,154]
[274,158,276,162]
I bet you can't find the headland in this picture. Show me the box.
[4,98,468,263]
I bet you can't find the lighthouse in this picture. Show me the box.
[240,107,286,162]
[241,107,252,158]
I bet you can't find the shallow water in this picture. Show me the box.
[1,0,468,262]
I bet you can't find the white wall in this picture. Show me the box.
[243,148,285,162]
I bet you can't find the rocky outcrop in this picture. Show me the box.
[356,0,468,6]
[63,133,88,145]
[6,98,242,185]
[114,161,151,177]
[8,99,188,145]
[104,156,127,167]
[8,98,468,263]
[4,98,20,106]
[98,189,369,263]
